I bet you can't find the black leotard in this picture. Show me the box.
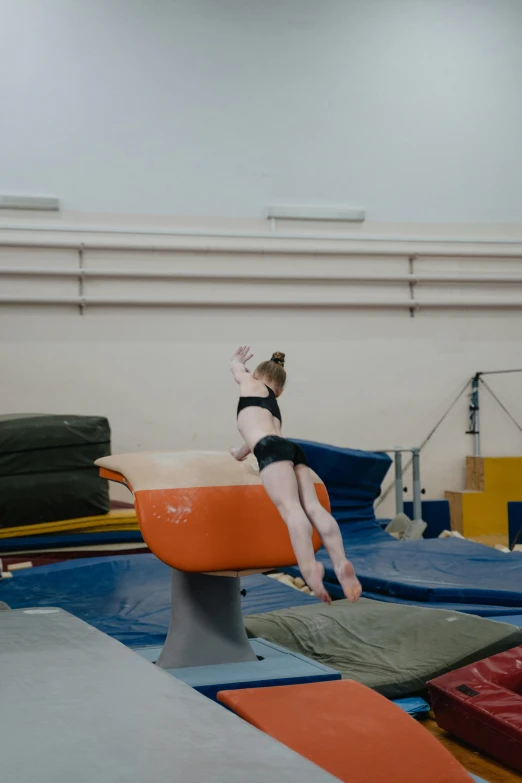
[253,435,307,471]
[237,385,282,423]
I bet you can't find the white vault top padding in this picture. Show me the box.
[96,450,323,492]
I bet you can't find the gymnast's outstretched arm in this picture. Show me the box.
[230,345,254,383]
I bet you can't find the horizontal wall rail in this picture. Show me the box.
[1,267,522,285]
[1,238,522,258]
[2,228,522,312]
[1,296,522,310]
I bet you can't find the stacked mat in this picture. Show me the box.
[0,508,139,539]
[289,440,522,617]
[0,509,144,568]
[0,414,111,527]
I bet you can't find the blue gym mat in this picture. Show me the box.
[287,529,522,613]
[0,530,144,552]
[291,441,522,613]
[508,501,522,549]
[393,697,430,718]
[320,535,522,607]
[492,614,522,627]
[0,554,319,647]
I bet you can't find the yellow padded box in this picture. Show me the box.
[445,456,522,537]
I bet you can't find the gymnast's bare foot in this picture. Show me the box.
[302,561,331,604]
[336,560,362,602]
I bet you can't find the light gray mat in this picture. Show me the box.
[0,608,338,783]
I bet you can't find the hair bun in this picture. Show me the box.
[270,351,286,367]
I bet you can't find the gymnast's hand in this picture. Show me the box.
[231,345,254,365]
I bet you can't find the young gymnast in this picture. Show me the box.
[230,345,362,604]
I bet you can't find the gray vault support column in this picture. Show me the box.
[156,568,257,669]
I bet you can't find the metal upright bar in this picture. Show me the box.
[466,374,481,456]
[411,448,422,521]
[474,403,481,457]
[394,451,404,515]
[470,374,481,457]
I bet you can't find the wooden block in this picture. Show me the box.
[466,456,484,491]
[444,491,463,534]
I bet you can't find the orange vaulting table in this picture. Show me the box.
[218,680,475,783]
[96,451,327,669]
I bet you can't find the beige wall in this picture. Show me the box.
[3,1,522,224]
[2,215,522,515]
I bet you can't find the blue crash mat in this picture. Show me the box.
[0,554,319,647]
[288,534,522,611]
[492,614,522,627]
[325,536,522,607]
[293,440,392,527]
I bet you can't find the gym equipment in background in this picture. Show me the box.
[0,414,110,527]
[429,646,522,773]
[446,455,522,537]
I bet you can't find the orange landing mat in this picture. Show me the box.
[218,680,473,783]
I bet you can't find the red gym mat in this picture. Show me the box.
[218,680,473,783]
[428,645,522,773]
